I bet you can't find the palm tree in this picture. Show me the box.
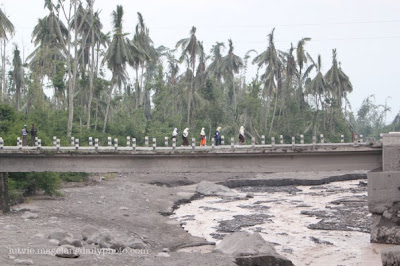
[12,45,24,110]
[176,26,202,124]
[220,39,243,115]
[103,5,132,132]
[296,37,311,106]
[325,49,353,109]
[253,28,282,134]
[306,54,328,134]
[0,8,14,102]
[207,42,225,81]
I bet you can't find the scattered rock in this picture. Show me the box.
[127,237,148,249]
[381,247,400,266]
[119,206,129,210]
[157,252,170,257]
[4,224,18,230]
[309,236,334,245]
[196,181,238,197]
[22,211,38,219]
[81,225,99,241]
[55,245,80,258]
[87,230,112,245]
[246,193,254,198]
[214,232,293,266]
[48,229,73,242]
[218,214,273,232]
[49,239,60,245]
[32,233,45,239]
[59,237,83,247]
[14,259,34,265]
[162,248,170,252]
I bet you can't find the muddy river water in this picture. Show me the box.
[173,180,394,266]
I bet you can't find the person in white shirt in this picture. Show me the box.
[239,126,245,144]
[182,128,189,146]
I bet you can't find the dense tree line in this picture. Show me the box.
[0,0,397,147]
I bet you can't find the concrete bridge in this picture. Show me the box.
[0,133,399,245]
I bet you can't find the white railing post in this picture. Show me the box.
[132,138,136,152]
[145,136,149,147]
[172,138,176,151]
[292,136,295,149]
[75,139,79,150]
[252,137,255,149]
[221,135,225,145]
[271,137,275,149]
[354,134,358,146]
[126,136,130,147]
[0,137,3,149]
[341,134,344,143]
[320,134,324,144]
[17,137,20,148]
[211,138,215,150]
[37,139,41,149]
[35,137,38,147]
[191,138,195,151]
[95,138,99,151]
[71,137,74,146]
[56,139,60,150]
[89,137,93,146]
[152,138,156,151]
[300,134,304,144]
[280,135,283,144]
[312,135,316,149]
[53,136,57,147]
[261,135,265,145]
[114,138,118,151]
[165,137,168,147]
[380,133,383,143]
[108,137,112,147]
[231,137,235,150]
[359,134,363,143]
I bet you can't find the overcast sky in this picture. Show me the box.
[2,0,400,122]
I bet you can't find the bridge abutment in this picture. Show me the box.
[0,172,9,214]
[368,133,400,244]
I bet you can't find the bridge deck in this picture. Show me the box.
[0,143,382,173]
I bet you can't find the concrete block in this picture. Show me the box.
[368,171,400,214]
[383,133,400,171]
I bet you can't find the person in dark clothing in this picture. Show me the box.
[30,124,37,146]
[215,126,222,146]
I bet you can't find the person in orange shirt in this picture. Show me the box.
[200,128,206,146]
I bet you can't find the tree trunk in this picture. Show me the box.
[103,83,113,133]
[135,65,140,109]
[269,92,279,137]
[2,39,6,102]
[0,172,9,214]
[87,17,95,129]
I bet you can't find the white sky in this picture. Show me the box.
[2,0,400,122]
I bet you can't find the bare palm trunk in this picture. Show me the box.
[87,28,95,129]
[103,83,113,133]
[2,39,6,102]
[269,92,279,136]
[135,65,140,109]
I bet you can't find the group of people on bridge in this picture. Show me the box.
[172,126,246,146]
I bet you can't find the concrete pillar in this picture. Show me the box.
[165,137,168,147]
[211,138,215,150]
[221,135,225,145]
[152,138,156,151]
[261,135,265,145]
[300,135,304,144]
[108,137,112,147]
[231,137,235,150]
[191,138,195,151]
[320,134,324,144]
[252,137,255,149]
[271,137,275,148]
[172,138,176,151]
[359,134,363,143]
[292,136,295,148]
[132,138,136,152]
[114,138,118,151]
[145,136,149,147]
[53,136,57,146]
[0,137,3,149]
[75,139,79,150]
[368,133,400,244]
[37,139,41,149]
[312,135,316,149]
[17,137,21,150]
[341,134,344,143]
[126,136,130,147]
[56,139,60,150]
[35,137,38,147]
[95,138,99,151]
[353,134,358,146]
[0,172,9,213]
[89,137,93,146]
[71,137,74,146]
[280,135,283,144]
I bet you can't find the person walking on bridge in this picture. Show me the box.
[30,124,37,146]
[182,128,189,146]
[21,125,28,146]
[200,127,206,146]
[171,128,178,140]
[215,126,222,146]
[239,126,245,145]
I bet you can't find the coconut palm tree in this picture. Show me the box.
[0,8,14,102]
[220,39,243,115]
[102,5,132,132]
[12,45,24,110]
[176,26,202,124]
[296,37,311,106]
[207,42,225,81]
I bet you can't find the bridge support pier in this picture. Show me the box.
[0,172,9,214]
[368,133,400,244]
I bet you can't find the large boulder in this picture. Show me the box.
[81,225,99,241]
[196,181,237,197]
[214,231,293,266]
[381,247,400,266]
